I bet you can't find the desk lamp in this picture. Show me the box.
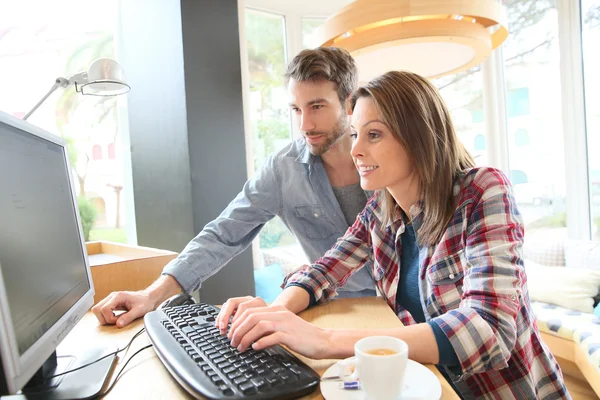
[23,58,130,120]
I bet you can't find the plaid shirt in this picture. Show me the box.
[283,167,570,399]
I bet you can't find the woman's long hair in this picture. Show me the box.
[351,71,475,246]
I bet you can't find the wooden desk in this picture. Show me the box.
[62,297,459,399]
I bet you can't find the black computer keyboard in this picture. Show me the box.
[144,302,320,399]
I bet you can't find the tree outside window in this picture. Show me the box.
[245,9,304,272]
[0,0,129,243]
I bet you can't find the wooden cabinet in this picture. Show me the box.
[86,241,177,305]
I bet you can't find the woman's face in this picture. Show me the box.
[350,96,415,194]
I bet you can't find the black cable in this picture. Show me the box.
[43,327,146,381]
[95,344,154,399]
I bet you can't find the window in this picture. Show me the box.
[302,18,326,49]
[0,0,130,244]
[245,9,301,272]
[433,69,487,165]
[582,0,600,239]
[503,0,567,241]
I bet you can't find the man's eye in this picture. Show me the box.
[312,104,323,110]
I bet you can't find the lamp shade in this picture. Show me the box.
[79,58,131,96]
[320,0,508,81]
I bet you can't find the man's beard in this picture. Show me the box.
[304,113,349,156]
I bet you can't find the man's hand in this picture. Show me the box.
[228,305,331,359]
[92,290,156,328]
[92,275,182,328]
[215,296,267,334]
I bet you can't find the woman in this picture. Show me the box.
[216,71,569,399]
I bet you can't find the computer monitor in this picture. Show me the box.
[0,111,116,398]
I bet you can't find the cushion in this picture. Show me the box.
[531,301,599,340]
[522,239,565,266]
[525,260,600,313]
[254,263,284,303]
[574,324,600,370]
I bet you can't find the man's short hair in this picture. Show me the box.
[284,47,358,105]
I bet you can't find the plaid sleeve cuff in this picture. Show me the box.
[431,307,513,374]
[281,265,338,303]
[428,320,460,366]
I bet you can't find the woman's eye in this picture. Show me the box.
[369,132,380,139]
[350,132,357,140]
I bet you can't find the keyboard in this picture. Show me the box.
[144,302,320,399]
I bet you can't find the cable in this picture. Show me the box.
[43,327,146,382]
[95,344,154,399]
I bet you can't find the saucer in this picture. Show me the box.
[320,359,442,400]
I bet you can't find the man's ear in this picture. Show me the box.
[345,95,353,116]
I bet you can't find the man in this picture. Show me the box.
[92,47,376,328]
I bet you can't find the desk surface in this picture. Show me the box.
[62,297,459,399]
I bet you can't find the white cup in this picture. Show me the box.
[337,336,409,400]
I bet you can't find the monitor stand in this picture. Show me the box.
[2,347,117,400]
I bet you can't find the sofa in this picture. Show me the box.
[524,238,600,395]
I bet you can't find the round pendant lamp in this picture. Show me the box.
[320,0,508,81]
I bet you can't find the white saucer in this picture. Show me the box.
[320,359,442,400]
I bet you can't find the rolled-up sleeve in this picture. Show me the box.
[430,168,525,374]
[163,155,282,293]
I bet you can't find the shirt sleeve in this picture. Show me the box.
[282,206,373,303]
[163,155,281,293]
[429,168,525,374]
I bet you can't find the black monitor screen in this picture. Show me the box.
[0,124,90,356]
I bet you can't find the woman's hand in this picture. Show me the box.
[228,305,331,359]
[215,296,268,334]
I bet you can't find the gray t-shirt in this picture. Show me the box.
[331,183,369,227]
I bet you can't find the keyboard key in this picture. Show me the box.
[228,371,242,380]
[265,374,280,385]
[222,366,236,375]
[290,366,303,375]
[239,382,257,395]
[218,385,233,395]
[251,377,267,390]
[233,376,247,385]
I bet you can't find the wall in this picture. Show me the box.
[119,0,255,303]
[181,0,255,303]
[117,0,195,252]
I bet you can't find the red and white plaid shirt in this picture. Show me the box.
[284,167,570,399]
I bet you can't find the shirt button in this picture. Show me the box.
[313,213,319,217]
[449,273,455,279]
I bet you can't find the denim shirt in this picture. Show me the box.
[162,138,376,295]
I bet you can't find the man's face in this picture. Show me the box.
[287,78,349,156]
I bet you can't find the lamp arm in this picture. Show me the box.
[23,77,70,120]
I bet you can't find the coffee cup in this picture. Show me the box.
[336,336,408,400]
